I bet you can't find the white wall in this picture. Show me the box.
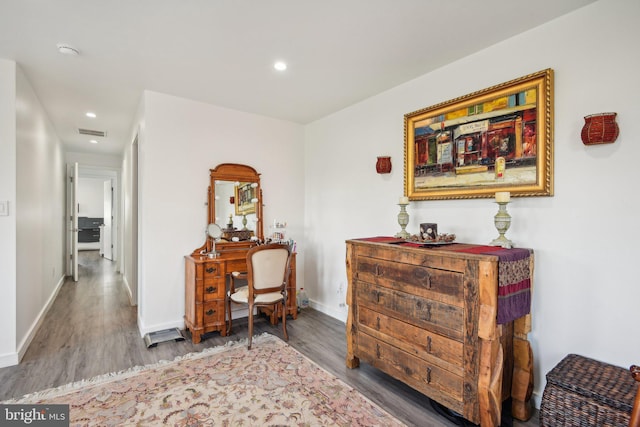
[136,91,305,334]
[0,59,17,367]
[305,0,640,406]
[15,65,66,360]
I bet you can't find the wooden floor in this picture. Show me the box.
[0,250,539,426]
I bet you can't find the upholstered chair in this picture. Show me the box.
[226,243,291,349]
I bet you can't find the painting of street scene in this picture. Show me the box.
[404,69,553,200]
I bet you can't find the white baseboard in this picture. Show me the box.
[0,352,19,368]
[532,390,542,410]
[122,275,135,306]
[308,299,347,323]
[16,274,66,364]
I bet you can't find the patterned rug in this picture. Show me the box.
[4,334,405,426]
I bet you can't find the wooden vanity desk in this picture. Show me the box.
[184,163,297,343]
[184,244,297,343]
[345,238,534,426]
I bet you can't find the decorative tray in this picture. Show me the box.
[407,240,455,246]
[403,233,456,246]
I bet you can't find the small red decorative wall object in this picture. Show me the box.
[581,113,619,145]
[376,156,392,174]
[229,196,235,204]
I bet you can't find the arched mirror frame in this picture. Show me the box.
[195,163,263,255]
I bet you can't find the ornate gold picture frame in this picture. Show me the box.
[404,69,554,200]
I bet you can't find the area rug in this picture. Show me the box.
[4,333,405,426]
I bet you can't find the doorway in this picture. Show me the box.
[67,165,120,278]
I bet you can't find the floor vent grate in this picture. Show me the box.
[143,328,185,348]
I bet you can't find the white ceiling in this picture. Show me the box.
[0,0,596,156]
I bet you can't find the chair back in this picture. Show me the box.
[247,243,291,293]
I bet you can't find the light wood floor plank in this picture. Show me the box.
[0,250,539,426]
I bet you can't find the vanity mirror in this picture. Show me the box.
[195,163,263,255]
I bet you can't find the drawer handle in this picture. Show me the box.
[206,286,217,293]
[426,336,432,353]
[206,267,216,274]
[426,273,432,289]
[206,309,216,316]
[375,343,381,359]
[426,367,432,384]
[376,316,381,330]
[375,265,383,276]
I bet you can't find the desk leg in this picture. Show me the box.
[512,314,533,421]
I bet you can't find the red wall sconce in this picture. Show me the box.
[376,156,392,174]
[581,112,619,145]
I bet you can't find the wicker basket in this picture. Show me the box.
[540,354,636,426]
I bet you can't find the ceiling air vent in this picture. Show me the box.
[78,128,107,137]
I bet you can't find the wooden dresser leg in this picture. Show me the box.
[345,310,360,368]
[345,244,359,369]
[511,317,533,421]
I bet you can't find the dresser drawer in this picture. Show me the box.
[356,280,463,340]
[358,306,463,373]
[355,255,464,306]
[357,331,464,414]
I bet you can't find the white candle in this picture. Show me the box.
[495,191,510,203]
[399,196,409,204]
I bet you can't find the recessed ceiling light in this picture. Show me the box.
[56,43,79,56]
[274,61,287,71]
[89,140,98,144]
[86,112,96,118]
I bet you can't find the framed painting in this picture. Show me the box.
[234,182,256,215]
[404,69,553,200]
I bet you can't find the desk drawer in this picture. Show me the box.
[203,263,223,278]
[226,259,246,274]
[201,301,225,327]
[202,279,225,301]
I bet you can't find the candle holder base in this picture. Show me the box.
[489,201,513,249]
[489,235,513,249]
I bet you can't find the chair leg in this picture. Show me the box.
[248,303,254,350]
[226,296,232,335]
[281,300,288,341]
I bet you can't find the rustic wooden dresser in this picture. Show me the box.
[345,238,534,426]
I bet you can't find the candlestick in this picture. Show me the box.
[489,201,513,249]
[399,196,409,204]
[395,202,410,239]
